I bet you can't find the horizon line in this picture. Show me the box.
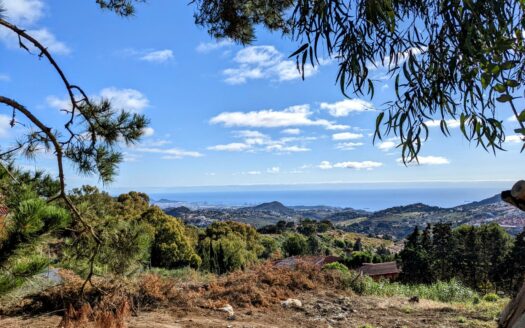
[107,179,515,191]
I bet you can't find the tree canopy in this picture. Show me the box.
[191,0,525,162]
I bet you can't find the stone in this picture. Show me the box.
[218,304,234,316]
[281,298,302,309]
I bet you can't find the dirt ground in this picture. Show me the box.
[0,289,498,328]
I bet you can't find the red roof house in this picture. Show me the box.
[358,261,400,281]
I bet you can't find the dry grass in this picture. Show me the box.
[0,262,508,328]
[199,262,342,309]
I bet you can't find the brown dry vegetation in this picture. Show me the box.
[0,262,503,328]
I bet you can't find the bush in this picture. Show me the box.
[198,221,263,274]
[281,233,308,257]
[482,293,499,302]
[141,207,201,269]
[342,251,374,268]
[322,262,349,274]
[338,272,478,303]
[307,235,322,255]
[260,236,280,259]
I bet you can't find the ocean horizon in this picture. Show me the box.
[141,181,512,211]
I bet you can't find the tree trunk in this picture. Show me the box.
[500,182,525,328]
[499,282,525,328]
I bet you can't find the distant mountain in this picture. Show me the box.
[373,203,444,217]
[249,201,293,214]
[455,194,501,209]
[155,198,179,203]
[165,206,191,217]
[162,194,525,238]
[290,205,340,211]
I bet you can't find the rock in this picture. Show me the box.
[218,304,234,316]
[281,298,302,309]
[332,313,346,321]
[511,180,525,201]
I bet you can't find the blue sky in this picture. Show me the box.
[0,0,523,192]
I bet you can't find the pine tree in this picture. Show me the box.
[353,238,363,252]
[506,228,525,295]
[431,223,454,281]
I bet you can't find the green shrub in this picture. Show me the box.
[141,206,201,269]
[457,316,468,323]
[323,262,350,273]
[0,274,23,294]
[198,221,263,274]
[281,233,308,257]
[482,293,499,302]
[260,236,280,259]
[339,272,478,303]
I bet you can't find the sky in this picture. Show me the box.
[0,0,523,192]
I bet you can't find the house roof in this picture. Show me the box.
[274,256,341,269]
[358,261,400,276]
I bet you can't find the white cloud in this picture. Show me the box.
[0,115,12,138]
[318,161,333,170]
[242,171,261,175]
[320,99,374,117]
[397,156,450,165]
[233,130,267,138]
[332,132,364,140]
[282,128,301,135]
[265,144,310,152]
[369,46,427,70]
[333,161,383,170]
[267,166,280,174]
[196,39,234,53]
[0,74,10,82]
[49,88,150,113]
[506,135,524,143]
[223,46,318,84]
[424,119,461,128]
[508,115,518,122]
[2,0,44,25]
[100,88,149,113]
[335,142,364,150]
[209,129,314,154]
[26,28,70,55]
[208,143,251,152]
[318,160,383,170]
[140,49,174,63]
[142,127,155,137]
[134,147,203,159]
[211,104,348,130]
[137,139,171,147]
[378,140,396,152]
[46,95,70,111]
[122,152,141,162]
[381,84,389,90]
[0,1,70,55]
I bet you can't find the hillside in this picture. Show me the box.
[249,201,293,214]
[0,263,505,328]
[161,194,525,239]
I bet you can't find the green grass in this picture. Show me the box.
[146,267,214,284]
[340,272,479,303]
[482,293,499,302]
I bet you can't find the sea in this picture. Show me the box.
[141,181,513,211]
